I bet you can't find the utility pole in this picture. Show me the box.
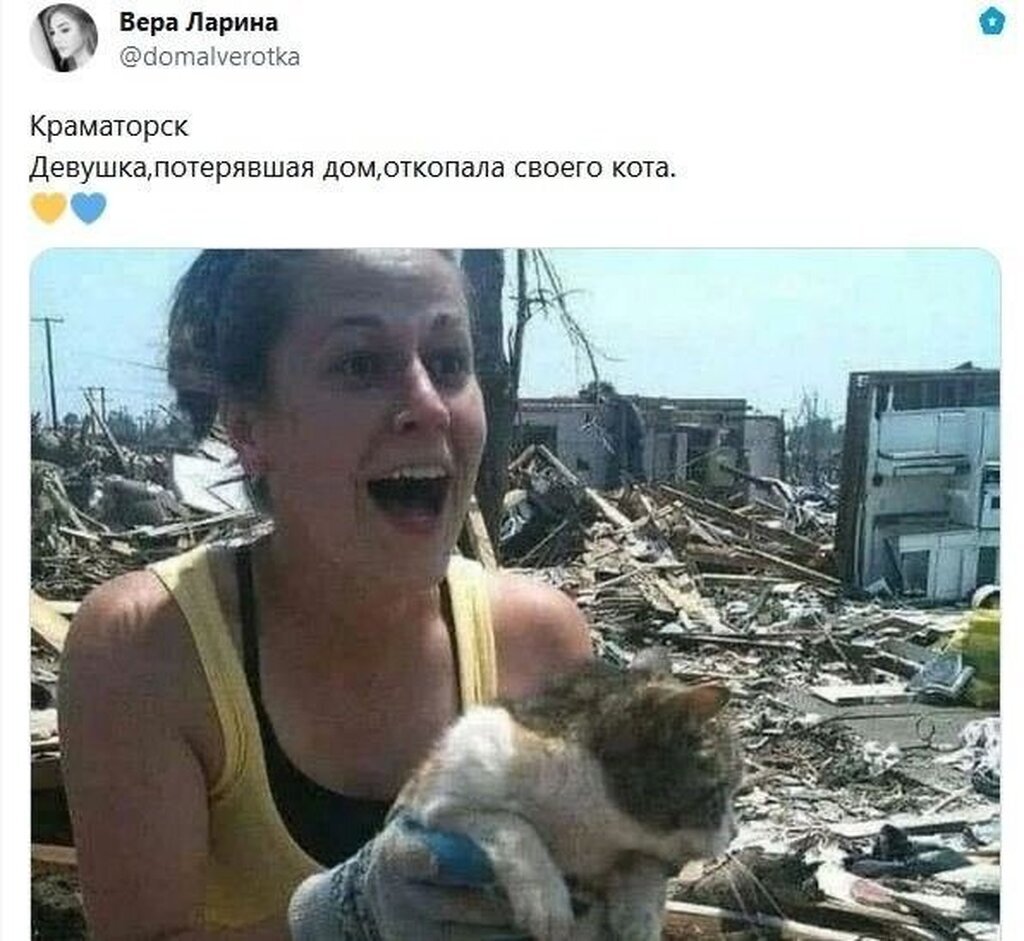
[31,317,64,429]
[85,385,107,424]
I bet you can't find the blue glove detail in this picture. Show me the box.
[398,812,497,887]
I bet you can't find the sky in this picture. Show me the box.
[29,248,1000,426]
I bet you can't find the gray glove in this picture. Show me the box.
[288,810,531,941]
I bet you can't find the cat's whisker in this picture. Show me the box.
[722,860,753,920]
[726,850,787,920]
[723,863,774,941]
[400,657,743,938]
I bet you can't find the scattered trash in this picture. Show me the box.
[909,649,976,702]
[30,436,1001,940]
[946,718,1001,798]
[860,741,903,778]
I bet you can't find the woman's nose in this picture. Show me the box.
[393,357,451,433]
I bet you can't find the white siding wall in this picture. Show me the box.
[518,405,611,485]
[744,417,783,479]
[860,399,999,599]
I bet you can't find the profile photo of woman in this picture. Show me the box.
[37,4,97,72]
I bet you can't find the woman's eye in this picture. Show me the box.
[330,352,387,385]
[426,349,471,387]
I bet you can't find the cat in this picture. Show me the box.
[393,649,743,941]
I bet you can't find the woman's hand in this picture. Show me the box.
[288,811,533,941]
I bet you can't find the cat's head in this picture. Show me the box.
[587,653,742,864]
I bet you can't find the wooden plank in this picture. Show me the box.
[32,844,78,871]
[676,633,801,651]
[47,600,81,617]
[829,805,999,839]
[108,539,137,558]
[934,863,1000,894]
[593,567,650,591]
[813,901,943,938]
[697,573,791,585]
[658,580,729,634]
[111,509,246,540]
[84,388,131,474]
[660,483,822,553]
[810,683,914,706]
[742,546,843,589]
[584,486,634,530]
[534,444,634,529]
[507,443,536,474]
[663,901,872,941]
[30,591,71,655]
[816,860,964,931]
[627,503,676,532]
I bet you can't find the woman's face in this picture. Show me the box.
[240,251,487,586]
[49,11,85,59]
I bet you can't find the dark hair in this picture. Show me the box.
[46,4,98,66]
[167,249,463,439]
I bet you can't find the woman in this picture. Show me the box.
[59,250,593,940]
[46,4,98,72]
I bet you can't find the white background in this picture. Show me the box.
[3,0,1021,935]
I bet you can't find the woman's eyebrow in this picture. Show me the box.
[319,311,469,338]
[429,312,470,332]
[332,315,383,329]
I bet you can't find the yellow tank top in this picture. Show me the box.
[148,546,499,929]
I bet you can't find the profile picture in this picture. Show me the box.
[32,4,98,72]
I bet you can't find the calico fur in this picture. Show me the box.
[394,658,742,941]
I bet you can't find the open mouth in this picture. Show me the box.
[367,470,451,519]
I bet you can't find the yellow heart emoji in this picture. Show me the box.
[31,192,67,224]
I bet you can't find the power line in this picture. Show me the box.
[72,350,168,372]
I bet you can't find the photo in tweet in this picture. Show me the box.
[29,247,1000,940]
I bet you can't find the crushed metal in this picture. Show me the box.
[30,436,1000,940]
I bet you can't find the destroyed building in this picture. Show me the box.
[836,366,1000,601]
[32,427,1002,940]
[516,395,784,497]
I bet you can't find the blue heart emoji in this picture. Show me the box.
[70,192,107,224]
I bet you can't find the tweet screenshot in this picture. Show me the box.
[2,3,1020,939]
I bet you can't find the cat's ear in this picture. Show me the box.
[630,646,673,677]
[681,683,730,721]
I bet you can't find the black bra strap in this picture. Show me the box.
[235,543,462,708]
[440,579,462,708]
[235,544,261,694]
[230,542,391,865]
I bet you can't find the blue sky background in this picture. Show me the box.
[30,248,1000,426]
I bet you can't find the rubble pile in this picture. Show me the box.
[29,438,1000,940]
[502,445,1000,940]
[31,424,257,598]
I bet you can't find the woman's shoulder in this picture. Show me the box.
[68,543,237,657]
[485,569,594,699]
[72,565,181,638]
[61,562,225,781]
[62,566,203,714]
[70,568,179,645]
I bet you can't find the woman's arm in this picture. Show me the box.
[489,573,594,700]
[58,573,291,941]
